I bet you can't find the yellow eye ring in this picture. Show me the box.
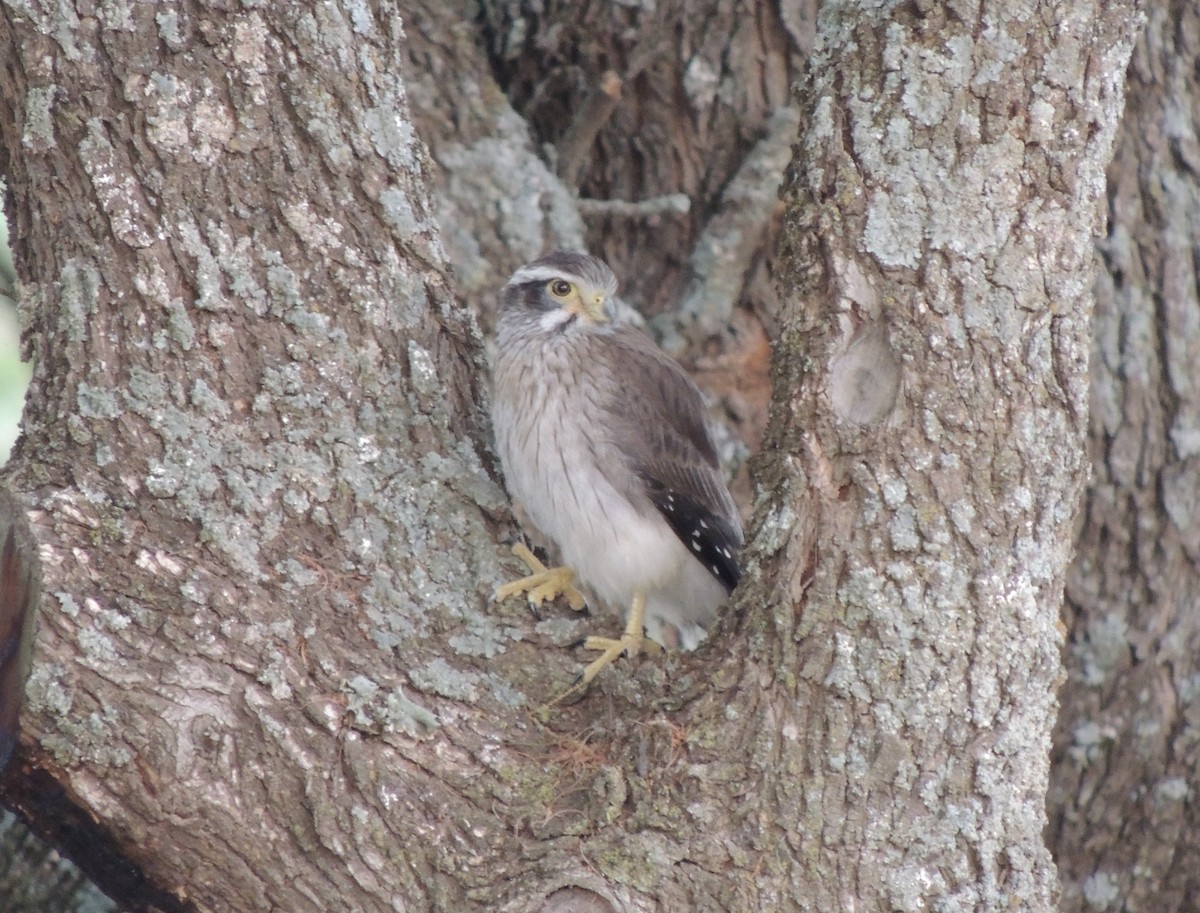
[548,279,573,298]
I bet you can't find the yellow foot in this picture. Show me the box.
[576,629,665,685]
[495,543,586,611]
[544,591,663,707]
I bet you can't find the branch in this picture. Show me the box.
[555,71,623,187]
[576,194,691,218]
[655,104,801,354]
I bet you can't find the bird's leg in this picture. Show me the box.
[578,589,649,681]
[495,543,587,611]
[540,591,668,708]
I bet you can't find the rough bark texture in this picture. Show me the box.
[0,1,1144,912]
[752,0,1140,908]
[0,3,515,910]
[1048,4,1200,910]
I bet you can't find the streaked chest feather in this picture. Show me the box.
[493,339,619,548]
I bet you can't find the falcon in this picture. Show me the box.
[491,251,742,697]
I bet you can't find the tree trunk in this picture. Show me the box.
[1048,3,1200,910]
[749,2,1141,907]
[0,1,1141,911]
[0,3,507,910]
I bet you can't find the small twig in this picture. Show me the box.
[556,70,623,187]
[552,13,666,185]
[576,194,692,218]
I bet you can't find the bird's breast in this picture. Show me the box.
[493,339,670,586]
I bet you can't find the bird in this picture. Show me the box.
[490,250,743,699]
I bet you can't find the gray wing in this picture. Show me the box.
[599,325,743,592]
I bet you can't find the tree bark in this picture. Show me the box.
[1048,4,1200,910]
[0,3,508,910]
[0,1,1142,912]
[747,2,1140,907]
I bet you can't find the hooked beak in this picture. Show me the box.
[565,292,609,323]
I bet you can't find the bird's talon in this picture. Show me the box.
[495,544,587,611]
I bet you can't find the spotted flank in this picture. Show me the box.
[643,478,741,593]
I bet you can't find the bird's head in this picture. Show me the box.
[499,251,619,334]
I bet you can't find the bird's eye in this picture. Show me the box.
[548,280,573,298]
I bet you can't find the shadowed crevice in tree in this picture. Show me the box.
[1,767,186,913]
[1,515,35,773]
[469,0,804,326]
[0,809,118,913]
